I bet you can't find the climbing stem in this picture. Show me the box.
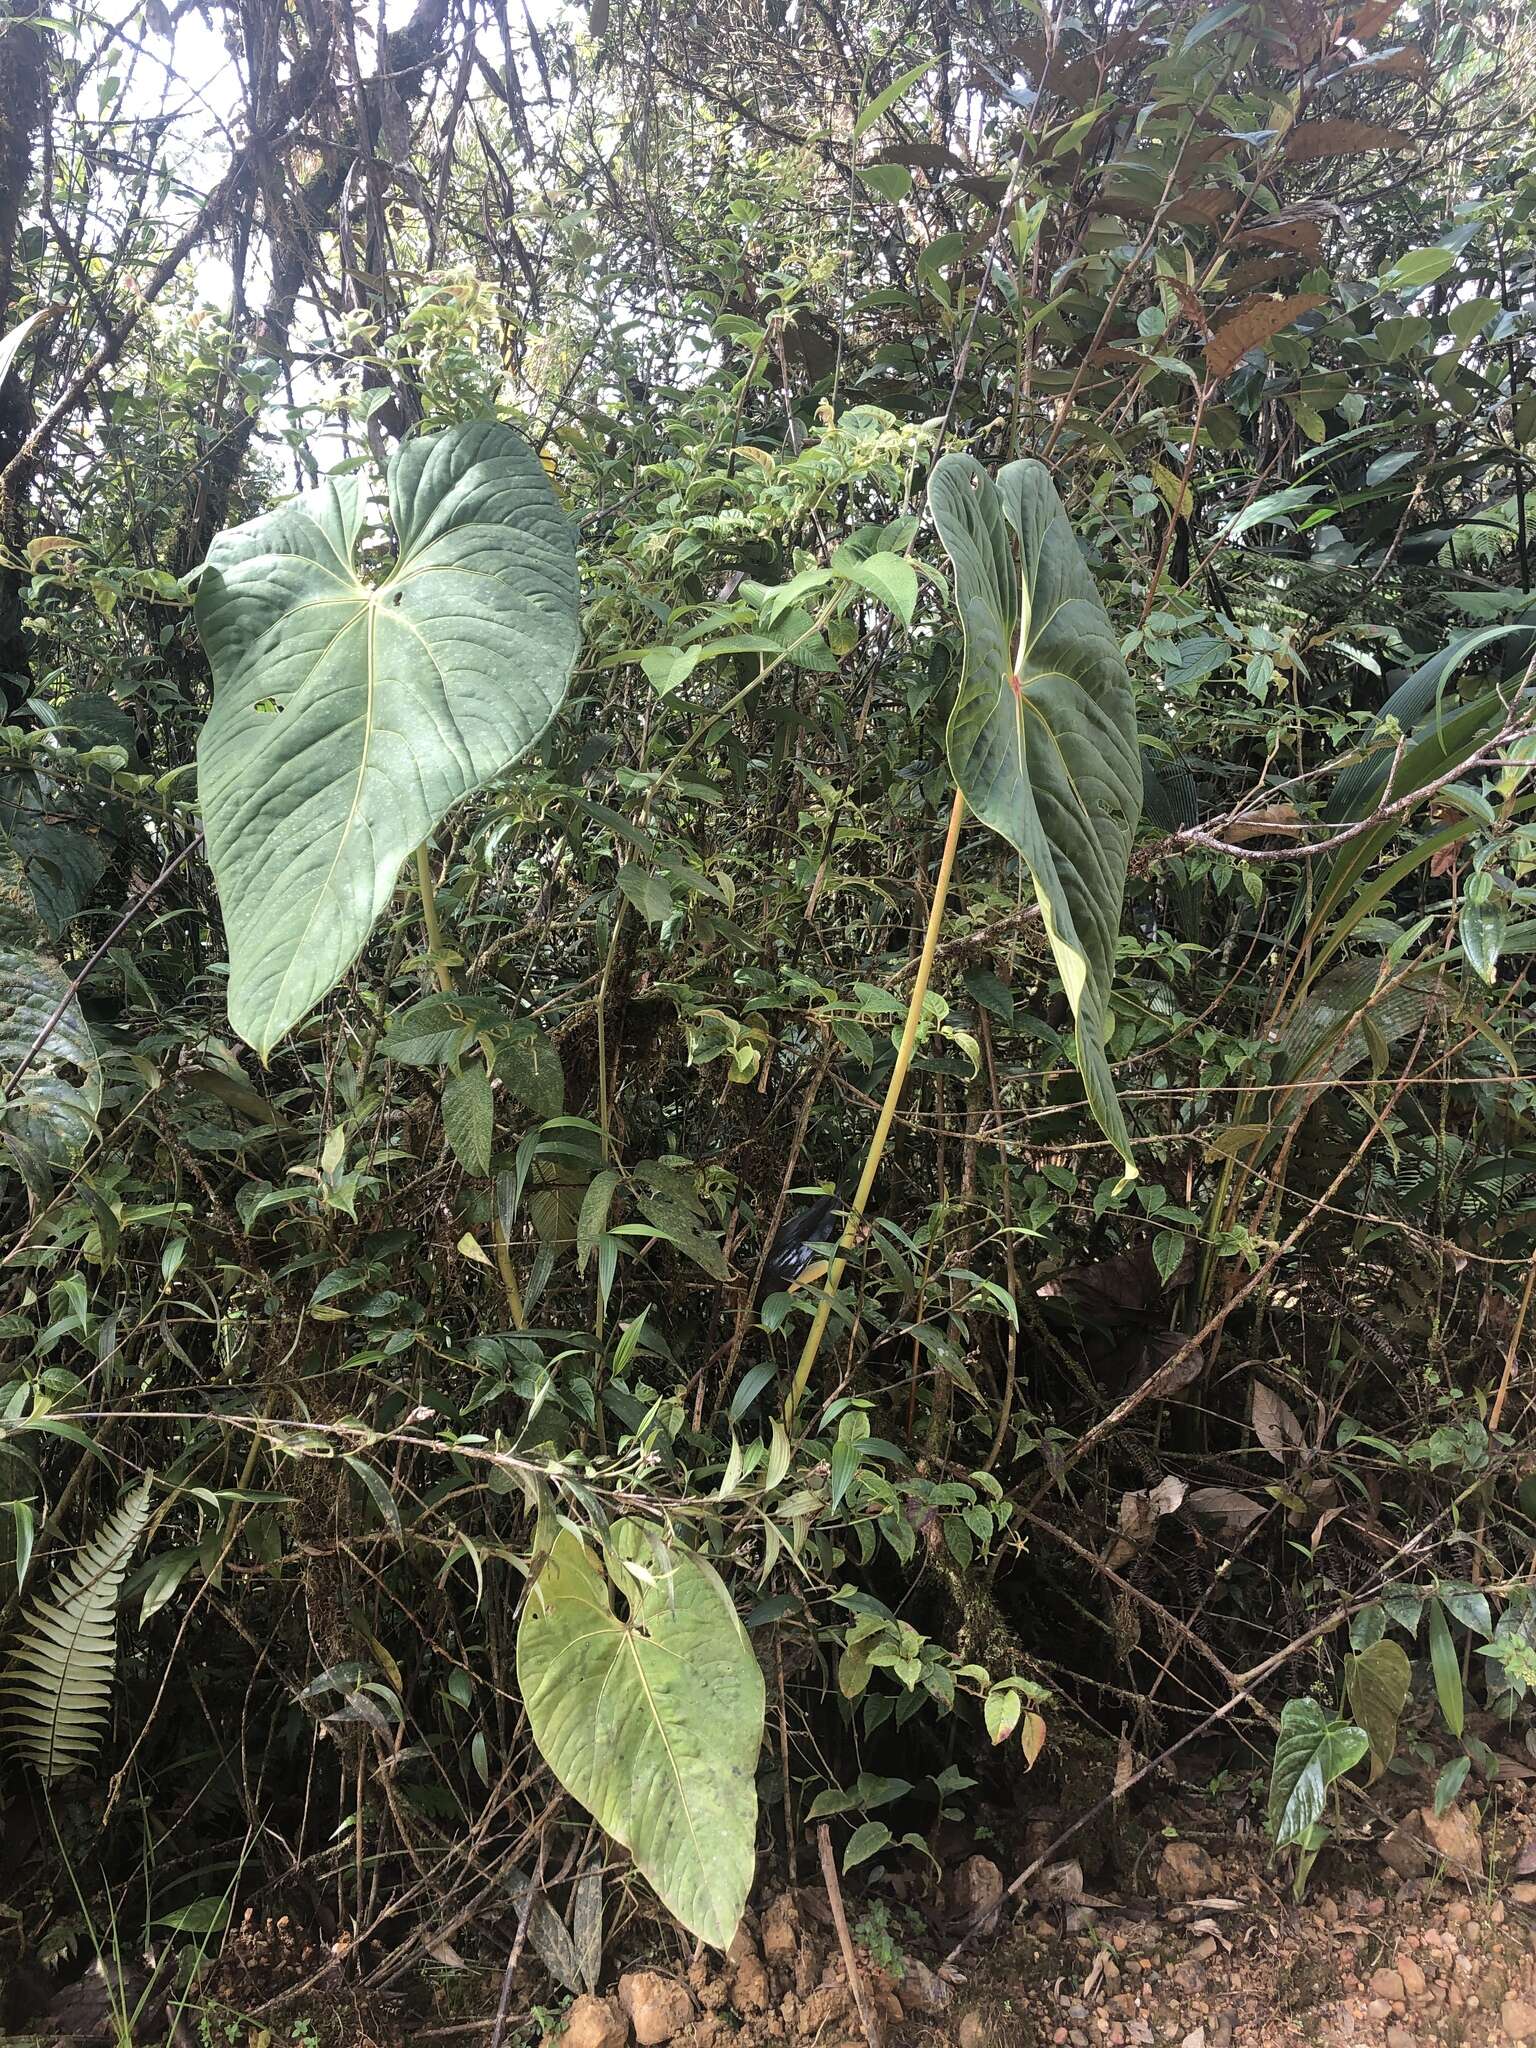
[784,786,967,1430]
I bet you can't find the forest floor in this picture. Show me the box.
[167,1762,1536,2048]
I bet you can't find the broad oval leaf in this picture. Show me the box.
[196,422,580,1056]
[1267,1697,1368,1848]
[517,1518,764,1948]
[1344,1638,1411,1781]
[928,454,1140,1173]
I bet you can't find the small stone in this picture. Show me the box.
[729,1953,769,2015]
[958,2012,996,2048]
[1397,1953,1426,1998]
[1180,2029,1205,2048]
[1155,1841,1219,1902]
[896,1959,952,2016]
[1511,1882,1536,1906]
[760,1892,802,1966]
[1371,1968,1406,2001]
[797,1983,852,2036]
[1503,1996,1536,2042]
[954,1853,1007,1928]
[617,1971,695,2047]
[556,1996,630,2048]
[1419,1801,1484,1877]
[1386,2029,1415,2048]
[1379,1818,1431,1880]
[1367,1999,1393,2021]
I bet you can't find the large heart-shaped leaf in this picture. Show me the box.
[517,1518,764,1947]
[196,422,580,1056]
[928,454,1141,1174]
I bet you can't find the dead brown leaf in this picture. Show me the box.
[1205,293,1326,381]
[1282,120,1415,163]
[1252,1378,1308,1463]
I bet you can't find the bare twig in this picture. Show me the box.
[817,1822,883,2048]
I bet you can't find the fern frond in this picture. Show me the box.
[1,1483,152,1782]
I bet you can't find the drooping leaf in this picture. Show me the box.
[1281,120,1414,162]
[0,306,57,398]
[195,422,580,1057]
[517,1519,764,1948]
[1,1484,153,1782]
[1344,1639,1411,1781]
[1267,1698,1368,1847]
[928,454,1141,1174]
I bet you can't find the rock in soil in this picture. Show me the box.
[759,1890,802,1966]
[617,1970,694,2046]
[553,1993,630,2048]
[1419,1799,1484,1876]
[1155,1839,1220,1901]
[952,1853,1006,1930]
[1504,1995,1536,2043]
[898,1956,954,2015]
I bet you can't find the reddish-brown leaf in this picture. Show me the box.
[1235,214,1329,261]
[1283,120,1416,163]
[1205,291,1325,379]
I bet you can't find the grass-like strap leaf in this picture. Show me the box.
[1,1483,153,1782]
[517,1518,764,1948]
[928,454,1141,1175]
[196,422,580,1057]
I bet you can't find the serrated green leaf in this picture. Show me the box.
[195,423,580,1056]
[928,454,1141,1175]
[441,1064,494,1177]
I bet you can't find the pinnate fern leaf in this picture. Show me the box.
[1,1483,152,1782]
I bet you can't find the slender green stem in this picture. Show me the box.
[783,787,968,1431]
[415,843,454,995]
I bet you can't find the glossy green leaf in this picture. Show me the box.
[517,1520,764,1948]
[1344,1638,1411,1781]
[196,423,580,1056]
[928,454,1141,1174]
[1268,1699,1368,1848]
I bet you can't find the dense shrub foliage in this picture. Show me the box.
[2,0,1535,2001]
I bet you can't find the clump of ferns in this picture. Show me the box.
[1,1483,152,1783]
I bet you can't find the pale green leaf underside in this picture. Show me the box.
[196,422,580,1056]
[928,453,1140,1173]
[1,1483,152,1782]
[0,827,101,1173]
[517,1520,764,1948]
